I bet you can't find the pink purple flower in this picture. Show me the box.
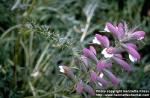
[95,34,110,48]
[59,22,145,96]
[122,44,141,60]
[89,46,96,55]
[131,31,145,40]
[83,47,98,63]
[59,65,76,80]
[96,60,112,71]
[104,22,125,39]
[125,43,137,49]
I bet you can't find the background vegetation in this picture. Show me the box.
[0,0,150,98]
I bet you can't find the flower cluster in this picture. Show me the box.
[59,22,145,96]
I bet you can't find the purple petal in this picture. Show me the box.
[123,44,140,60]
[90,71,97,81]
[89,46,96,55]
[114,54,123,59]
[118,23,125,38]
[125,43,137,49]
[83,48,91,57]
[113,57,131,72]
[83,84,95,96]
[102,36,110,47]
[131,31,145,40]
[96,60,105,71]
[82,48,98,63]
[118,22,124,27]
[95,34,109,48]
[105,22,119,38]
[103,69,120,85]
[97,60,112,71]
[76,80,84,94]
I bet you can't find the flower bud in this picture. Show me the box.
[59,65,76,81]
[89,46,96,55]
[96,60,112,71]
[131,31,145,40]
[105,22,119,39]
[117,22,125,38]
[125,43,137,49]
[83,48,98,63]
[122,44,140,60]
[95,34,110,48]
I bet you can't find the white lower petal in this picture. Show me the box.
[98,82,102,86]
[101,48,113,58]
[99,73,104,78]
[98,73,104,86]
[129,54,137,62]
[138,37,144,40]
[59,66,65,73]
[104,26,110,32]
[92,37,101,45]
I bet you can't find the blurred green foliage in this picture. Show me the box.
[0,0,150,98]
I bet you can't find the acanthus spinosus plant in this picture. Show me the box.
[59,22,145,96]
